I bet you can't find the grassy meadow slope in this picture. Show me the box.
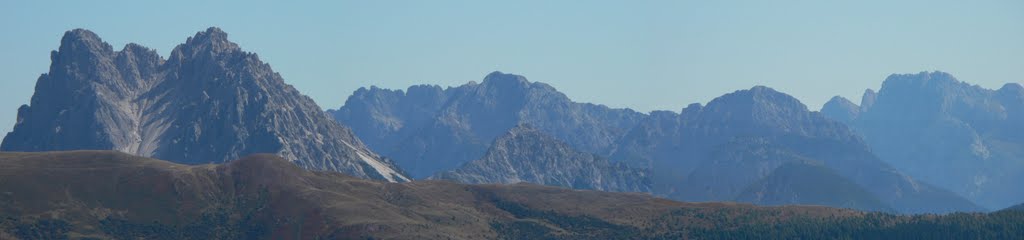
[0,151,1020,239]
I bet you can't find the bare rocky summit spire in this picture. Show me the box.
[1,28,409,182]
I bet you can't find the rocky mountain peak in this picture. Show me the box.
[715,86,808,110]
[59,29,110,53]
[698,86,811,128]
[837,71,1024,209]
[52,29,115,69]
[189,27,236,49]
[352,85,400,99]
[481,71,530,89]
[118,43,162,63]
[3,28,409,182]
[169,27,241,61]
[820,96,860,124]
[879,71,963,95]
[860,88,877,111]
[999,83,1024,95]
[825,95,857,108]
[870,71,1003,123]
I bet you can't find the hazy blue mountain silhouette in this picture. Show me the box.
[612,86,981,213]
[822,71,1024,209]
[330,71,644,178]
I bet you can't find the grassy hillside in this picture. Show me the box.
[0,151,1021,239]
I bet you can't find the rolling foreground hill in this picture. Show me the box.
[0,28,408,182]
[0,151,1022,239]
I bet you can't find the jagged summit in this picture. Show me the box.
[706,86,809,112]
[483,70,523,81]
[820,96,860,125]
[880,71,969,94]
[999,82,1024,93]
[60,28,105,47]
[186,27,236,49]
[57,29,161,60]
[677,103,702,116]
[332,71,645,178]
[169,27,242,61]
[886,71,957,82]
[825,95,857,107]
[860,88,877,111]
[480,71,532,90]
[828,71,1024,209]
[692,85,824,135]
[3,28,408,182]
[52,29,115,66]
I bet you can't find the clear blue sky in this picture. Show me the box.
[2,0,1022,135]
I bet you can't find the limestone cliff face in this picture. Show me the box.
[1,28,409,182]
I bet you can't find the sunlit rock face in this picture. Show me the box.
[1,28,409,182]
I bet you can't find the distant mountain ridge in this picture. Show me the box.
[330,71,645,179]
[821,71,1024,209]
[335,78,983,213]
[611,86,981,213]
[0,28,409,182]
[433,124,651,193]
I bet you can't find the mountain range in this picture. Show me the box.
[2,28,1021,218]
[822,71,1024,210]
[0,28,408,182]
[332,70,1003,213]
[330,72,644,179]
[609,86,980,213]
